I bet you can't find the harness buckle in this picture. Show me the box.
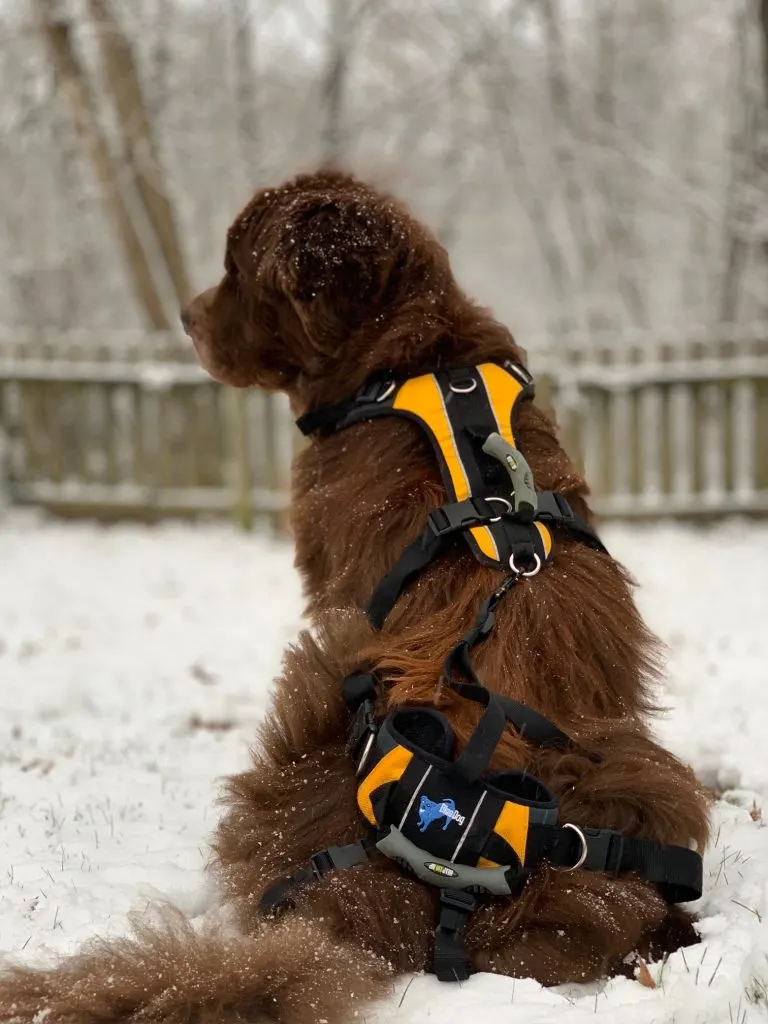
[433,889,478,982]
[347,698,378,772]
[582,827,621,873]
[535,491,575,525]
[427,497,496,537]
[356,376,396,405]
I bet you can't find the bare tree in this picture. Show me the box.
[230,0,260,180]
[32,0,171,329]
[85,0,191,307]
[719,0,763,323]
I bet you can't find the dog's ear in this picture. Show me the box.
[279,196,388,330]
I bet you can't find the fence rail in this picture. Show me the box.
[0,329,766,524]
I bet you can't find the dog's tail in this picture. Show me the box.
[0,906,392,1024]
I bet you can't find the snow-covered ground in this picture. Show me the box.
[0,512,766,1023]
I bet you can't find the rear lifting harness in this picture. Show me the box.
[260,362,703,982]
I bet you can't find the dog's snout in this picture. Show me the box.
[180,305,194,335]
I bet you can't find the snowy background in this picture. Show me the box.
[0,512,766,1023]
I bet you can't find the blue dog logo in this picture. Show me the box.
[418,796,466,832]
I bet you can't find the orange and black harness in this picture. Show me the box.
[260,362,703,982]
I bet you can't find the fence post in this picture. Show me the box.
[226,388,253,531]
[0,421,8,514]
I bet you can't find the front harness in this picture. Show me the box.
[259,361,703,982]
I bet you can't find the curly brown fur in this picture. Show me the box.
[0,906,390,1023]
[0,168,710,1023]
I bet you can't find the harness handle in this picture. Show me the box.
[481,432,538,522]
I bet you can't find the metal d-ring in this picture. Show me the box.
[356,733,375,775]
[449,379,477,394]
[486,496,513,523]
[554,823,589,872]
[508,551,542,577]
[376,381,396,402]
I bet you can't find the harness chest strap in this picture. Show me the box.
[296,360,607,629]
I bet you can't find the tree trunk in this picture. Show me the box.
[231,0,260,181]
[86,0,192,307]
[322,0,350,162]
[719,1,754,323]
[34,0,170,329]
[592,0,648,328]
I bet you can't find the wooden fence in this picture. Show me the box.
[536,325,768,517]
[0,327,766,525]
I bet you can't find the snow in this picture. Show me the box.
[0,512,767,1023]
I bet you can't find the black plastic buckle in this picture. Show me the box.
[503,863,530,898]
[323,842,372,871]
[437,888,478,930]
[309,850,334,878]
[433,889,477,982]
[582,827,621,873]
[461,575,519,650]
[356,375,395,405]
[536,491,575,525]
[341,672,377,711]
[346,698,377,758]
[428,498,494,538]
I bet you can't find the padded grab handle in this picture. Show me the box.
[376,826,514,896]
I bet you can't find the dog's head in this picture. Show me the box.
[181,169,460,395]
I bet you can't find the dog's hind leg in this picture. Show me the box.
[0,906,392,1024]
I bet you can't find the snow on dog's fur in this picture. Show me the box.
[0,169,710,1023]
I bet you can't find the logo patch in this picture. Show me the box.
[424,862,458,878]
[417,795,466,832]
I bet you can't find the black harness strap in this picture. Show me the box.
[295,373,396,436]
[442,576,573,749]
[260,839,376,917]
[367,491,607,631]
[434,890,477,982]
[272,362,704,984]
[523,825,702,904]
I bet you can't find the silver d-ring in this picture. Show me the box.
[376,381,396,402]
[486,496,513,523]
[450,379,477,394]
[509,551,542,577]
[554,823,588,872]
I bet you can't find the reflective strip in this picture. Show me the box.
[357,746,413,826]
[450,789,486,863]
[492,799,530,863]
[476,363,524,450]
[393,374,499,561]
[469,523,499,560]
[394,375,469,499]
[397,765,432,830]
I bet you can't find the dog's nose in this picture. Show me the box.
[180,306,193,335]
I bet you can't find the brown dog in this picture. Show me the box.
[0,170,709,1024]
